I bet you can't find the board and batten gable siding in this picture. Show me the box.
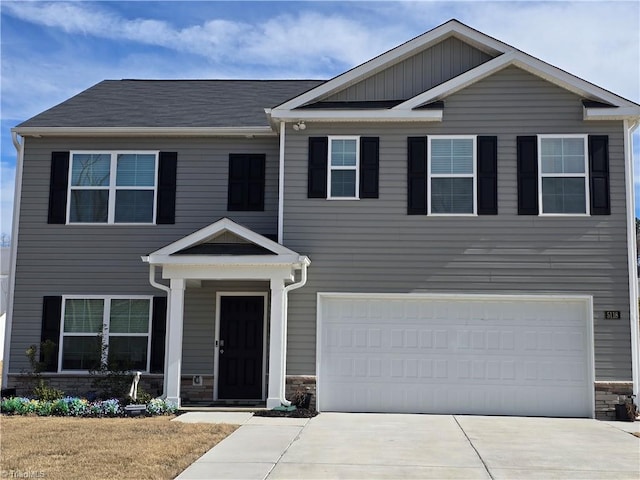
[325,36,494,102]
[282,65,630,381]
[9,136,279,371]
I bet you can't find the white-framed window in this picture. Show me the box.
[59,296,152,372]
[538,135,589,215]
[68,151,158,224]
[428,136,477,214]
[328,136,359,199]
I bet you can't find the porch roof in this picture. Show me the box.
[142,218,309,268]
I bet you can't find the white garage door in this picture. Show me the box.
[318,294,594,417]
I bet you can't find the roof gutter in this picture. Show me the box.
[11,126,277,138]
[2,132,24,387]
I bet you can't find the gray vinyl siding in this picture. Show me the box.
[9,136,279,371]
[182,281,269,374]
[325,37,493,102]
[283,65,631,381]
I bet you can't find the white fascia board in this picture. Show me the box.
[11,126,276,138]
[147,254,302,266]
[270,109,443,122]
[162,263,295,281]
[393,53,515,110]
[272,20,508,112]
[584,107,640,121]
[510,56,640,109]
[149,217,299,257]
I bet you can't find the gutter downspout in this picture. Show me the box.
[279,257,310,406]
[277,121,285,243]
[624,120,640,399]
[2,132,24,388]
[142,259,171,398]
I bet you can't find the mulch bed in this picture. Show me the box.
[253,408,318,418]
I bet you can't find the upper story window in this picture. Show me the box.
[538,135,589,215]
[227,154,266,211]
[428,136,477,214]
[328,137,360,198]
[68,151,158,224]
[60,296,152,372]
[308,136,379,200]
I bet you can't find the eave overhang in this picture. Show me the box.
[583,107,640,121]
[144,253,306,266]
[267,108,443,123]
[11,126,277,138]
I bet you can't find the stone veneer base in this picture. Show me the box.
[5,374,634,420]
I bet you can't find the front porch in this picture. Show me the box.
[143,218,310,409]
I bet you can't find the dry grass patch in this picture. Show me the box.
[0,415,237,479]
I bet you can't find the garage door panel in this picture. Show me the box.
[318,295,593,417]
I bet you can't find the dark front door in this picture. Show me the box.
[218,295,264,400]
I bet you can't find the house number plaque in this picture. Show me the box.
[604,311,621,320]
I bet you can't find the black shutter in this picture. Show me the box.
[589,135,610,215]
[517,136,539,215]
[308,137,328,198]
[407,137,428,215]
[41,296,62,372]
[156,152,177,224]
[477,136,498,215]
[228,154,265,211]
[48,152,70,224]
[359,137,379,198]
[150,296,167,373]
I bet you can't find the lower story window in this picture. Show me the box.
[61,297,151,371]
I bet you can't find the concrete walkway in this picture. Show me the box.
[174,413,640,480]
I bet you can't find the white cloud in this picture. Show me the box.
[1,2,395,73]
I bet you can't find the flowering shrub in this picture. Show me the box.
[146,398,178,415]
[96,399,121,417]
[1,396,176,417]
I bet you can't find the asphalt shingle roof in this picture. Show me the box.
[17,79,325,128]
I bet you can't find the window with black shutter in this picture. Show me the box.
[516,135,610,216]
[307,136,379,199]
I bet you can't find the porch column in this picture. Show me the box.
[165,278,185,407]
[267,279,286,408]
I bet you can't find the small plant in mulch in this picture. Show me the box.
[254,388,318,418]
[253,407,318,418]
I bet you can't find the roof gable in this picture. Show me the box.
[148,218,298,258]
[322,35,495,103]
[269,19,639,122]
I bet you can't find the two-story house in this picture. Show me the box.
[4,20,639,419]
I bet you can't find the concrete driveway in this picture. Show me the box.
[175,413,640,479]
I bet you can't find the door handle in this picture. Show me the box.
[220,349,224,355]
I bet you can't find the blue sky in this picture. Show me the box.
[1,1,639,236]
